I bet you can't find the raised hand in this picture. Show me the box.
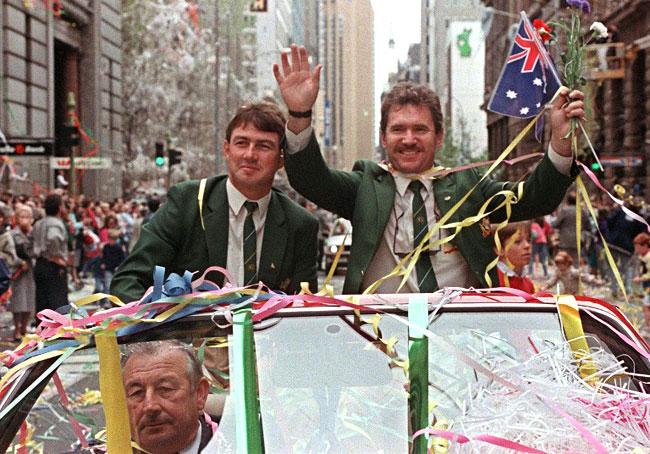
[273,44,322,113]
[549,87,585,157]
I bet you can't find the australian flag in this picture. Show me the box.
[488,12,561,119]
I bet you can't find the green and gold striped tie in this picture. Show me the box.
[408,180,438,293]
[243,201,258,285]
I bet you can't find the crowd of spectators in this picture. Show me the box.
[1,182,649,341]
[0,189,160,341]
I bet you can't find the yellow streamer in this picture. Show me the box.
[557,295,599,385]
[0,349,69,391]
[96,333,132,453]
[576,187,582,293]
[576,176,628,302]
[323,232,348,288]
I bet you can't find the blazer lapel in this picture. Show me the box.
[201,178,229,269]
[258,192,287,287]
[373,171,395,244]
[433,173,458,222]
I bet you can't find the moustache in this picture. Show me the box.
[139,415,173,430]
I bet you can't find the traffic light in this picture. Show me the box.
[591,162,602,171]
[169,148,182,167]
[155,142,165,167]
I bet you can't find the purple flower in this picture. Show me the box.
[566,0,591,14]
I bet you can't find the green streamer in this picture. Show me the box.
[408,295,429,454]
[232,309,263,453]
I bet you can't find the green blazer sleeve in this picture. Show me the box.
[110,182,199,302]
[479,153,576,223]
[284,133,362,220]
[286,204,319,293]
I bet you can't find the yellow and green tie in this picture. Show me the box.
[409,180,438,293]
[243,201,258,285]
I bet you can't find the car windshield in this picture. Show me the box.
[5,304,649,452]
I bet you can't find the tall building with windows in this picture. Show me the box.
[420,0,486,160]
[254,0,296,99]
[1,0,123,197]
[317,0,374,170]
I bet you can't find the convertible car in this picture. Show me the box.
[1,286,649,453]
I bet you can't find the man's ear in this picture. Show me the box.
[435,129,444,149]
[196,377,210,412]
[380,131,387,149]
[223,140,230,160]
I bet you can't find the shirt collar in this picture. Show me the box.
[497,260,522,277]
[178,421,201,454]
[377,162,434,197]
[226,178,271,217]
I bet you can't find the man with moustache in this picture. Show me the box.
[111,102,318,302]
[274,44,584,294]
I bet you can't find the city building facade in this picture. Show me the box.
[316,0,374,170]
[420,0,487,160]
[1,0,123,198]
[254,0,295,99]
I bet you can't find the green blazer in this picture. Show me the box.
[111,176,319,302]
[284,133,576,294]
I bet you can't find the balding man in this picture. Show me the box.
[121,341,218,453]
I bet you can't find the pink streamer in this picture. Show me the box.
[412,428,547,453]
[579,162,650,233]
[53,372,89,448]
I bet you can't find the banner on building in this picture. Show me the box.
[599,155,644,168]
[50,157,113,170]
[0,142,53,155]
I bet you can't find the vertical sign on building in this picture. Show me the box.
[324,99,332,147]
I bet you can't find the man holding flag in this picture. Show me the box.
[274,11,585,294]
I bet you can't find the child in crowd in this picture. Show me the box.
[100,229,126,292]
[632,233,650,336]
[542,251,603,294]
[494,221,535,293]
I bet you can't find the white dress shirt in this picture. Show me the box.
[225,179,271,286]
[285,126,573,291]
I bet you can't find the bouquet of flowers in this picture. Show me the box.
[543,0,609,138]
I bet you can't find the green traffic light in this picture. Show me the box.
[155,156,165,167]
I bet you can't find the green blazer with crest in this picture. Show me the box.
[111,176,319,302]
[284,133,576,294]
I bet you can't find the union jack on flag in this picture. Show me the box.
[488,12,561,119]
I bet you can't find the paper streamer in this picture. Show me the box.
[96,333,131,453]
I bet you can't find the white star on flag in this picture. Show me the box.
[536,102,541,108]
[533,78,542,86]
[506,90,517,99]
[519,107,530,115]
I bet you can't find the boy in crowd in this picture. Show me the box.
[542,251,603,295]
[494,221,535,294]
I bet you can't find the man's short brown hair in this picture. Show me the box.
[380,82,443,134]
[554,250,573,265]
[634,232,650,247]
[225,102,286,145]
[493,221,531,243]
